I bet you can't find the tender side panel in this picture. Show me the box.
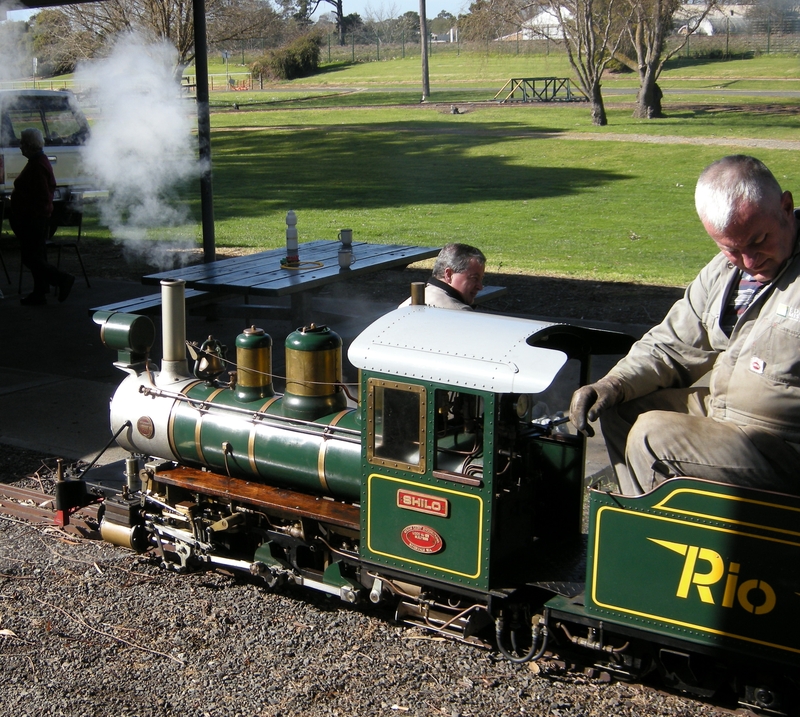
[586,481,800,664]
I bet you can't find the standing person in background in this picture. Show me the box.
[400,243,486,310]
[11,128,74,306]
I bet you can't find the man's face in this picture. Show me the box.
[703,191,797,282]
[444,258,485,304]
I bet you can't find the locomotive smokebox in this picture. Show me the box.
[283,324,347,421]
[235,326,274,402]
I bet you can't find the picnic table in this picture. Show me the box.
[141,239,440,326]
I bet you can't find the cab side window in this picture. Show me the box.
[3,98,88,148]
[434,389,483,477]
[367,379,426,474]
[4,109,43,148]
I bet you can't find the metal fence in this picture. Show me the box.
[1,32,798,94]
[319,32,800,63]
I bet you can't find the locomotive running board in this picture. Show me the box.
[148,466,360,532]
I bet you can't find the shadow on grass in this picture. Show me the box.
[663,52,756,71]
[207,121,623,218]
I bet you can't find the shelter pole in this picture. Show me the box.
[420,0,429,100]
[193,0,216,262]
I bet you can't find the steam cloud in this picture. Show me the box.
[0,6,32,82]
[75,32,201,270]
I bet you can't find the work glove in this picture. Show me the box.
[569,376,625,438]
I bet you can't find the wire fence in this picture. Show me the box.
[317,33,800,63]
[1,32,798,94]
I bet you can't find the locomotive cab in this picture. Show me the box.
[349,307,634,597]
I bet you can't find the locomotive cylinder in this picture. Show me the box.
[235,326,274,402]
[283,324,347,421]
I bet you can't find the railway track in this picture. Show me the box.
[0,482,101,538]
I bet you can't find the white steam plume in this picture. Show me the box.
[75,32,201,270]
[0,6,32,82]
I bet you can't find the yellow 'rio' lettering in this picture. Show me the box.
[722,562,740,608]
[738,579,777,615]
[676,546,725,604]
[648,538,775,614]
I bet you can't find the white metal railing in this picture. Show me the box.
[1,73,253,94]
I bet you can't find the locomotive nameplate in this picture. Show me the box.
[397,489,449,517]
[401,524,444,554]
[136,416,155,439]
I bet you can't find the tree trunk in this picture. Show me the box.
[589,84,607,126]
[336,0,345,45]
[420,0,429,100]
[633,76,664,119]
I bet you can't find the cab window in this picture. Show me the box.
[3,96,88,148]
[434,389,484,478]
[367,379,426,473]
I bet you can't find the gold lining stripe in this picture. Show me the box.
[327,409,350,428]
[249,396,281,475]
[316,409,348,494]
[195,387,226,466]
[167,380,202,461]
[317,442,330,493]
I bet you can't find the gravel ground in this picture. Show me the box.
[0,457,736,717]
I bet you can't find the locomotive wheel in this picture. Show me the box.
[737,673,799,716]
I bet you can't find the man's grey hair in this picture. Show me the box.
[695,155,783,232]
[432,243,486,278]
[20,127,44,151]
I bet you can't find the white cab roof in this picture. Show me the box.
[348,306,569,394]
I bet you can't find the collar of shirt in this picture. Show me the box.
[428,276,467,305]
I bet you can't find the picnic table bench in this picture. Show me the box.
[89,288,212,317]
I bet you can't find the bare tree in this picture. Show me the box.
[547,0,630,125]
[459,0,517,45]
[469,0,630,126]
[297,0,345,43]
[30,0,281,74]
[615,0,716,118]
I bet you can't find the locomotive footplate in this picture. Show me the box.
[148,466,360,531]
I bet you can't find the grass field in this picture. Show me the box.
[92,51,800,287]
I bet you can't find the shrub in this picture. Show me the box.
[252,34,323,81]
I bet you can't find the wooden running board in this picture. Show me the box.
[151,467,360,532]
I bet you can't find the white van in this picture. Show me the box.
[0,89,97,233]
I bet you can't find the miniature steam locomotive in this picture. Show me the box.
[63,280,799,715]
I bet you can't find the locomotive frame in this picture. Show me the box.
[57,280,799,715]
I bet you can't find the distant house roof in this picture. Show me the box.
[496,7,572,41]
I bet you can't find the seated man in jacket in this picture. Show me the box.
[401,243,485,310]
[570,154,800,495]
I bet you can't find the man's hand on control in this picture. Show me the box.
[569,377,624,437]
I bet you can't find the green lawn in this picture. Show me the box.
[88,51,800,287]
[206,123,798,285]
